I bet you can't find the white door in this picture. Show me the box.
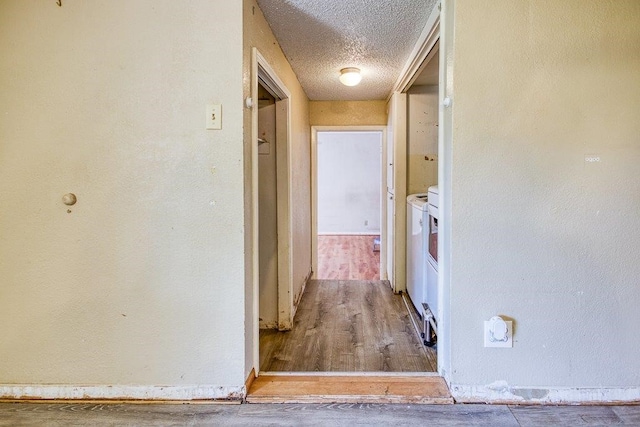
[386,191,395,287]
[386,92,407,293]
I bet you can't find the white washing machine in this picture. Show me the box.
[426,185,439,326]
[406,193,429,314]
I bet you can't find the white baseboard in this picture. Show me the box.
[317,232,380,236]
[0,384,245,401]
[451,381,640,404]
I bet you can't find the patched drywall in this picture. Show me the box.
[407,85,439,194]
[317,132,382,234]
[310,101,387,126]
[0,0,245,390]
[448,0,640,390]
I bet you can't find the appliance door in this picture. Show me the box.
[406,204,424,313]
[428,205,438,265]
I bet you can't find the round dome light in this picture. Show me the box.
[339,67,362,86]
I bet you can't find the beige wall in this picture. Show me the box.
[0,0,246,392]
[310,101,387,126]
[243,0,312,374]
[448,0,640,396]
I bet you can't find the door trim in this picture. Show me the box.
[391,1,446,379]
[251,48,294,374]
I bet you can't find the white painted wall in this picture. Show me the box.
[0,0,245,393]
[317,132,382,234]
[447,0,640,400]
[407,85,439,195]
[258,103,278,328]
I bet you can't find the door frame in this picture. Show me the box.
[390,1,449,379]
[311,126,387,280]
[251,48,294,373]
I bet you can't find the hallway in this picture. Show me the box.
[259,279,436,372]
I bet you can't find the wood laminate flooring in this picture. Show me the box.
[2,403,640,426]
[260,279,435,372]
[317,235,380,280]
[246,375,452,404]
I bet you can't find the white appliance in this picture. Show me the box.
[406,193,429,314]
[426,185,439,326]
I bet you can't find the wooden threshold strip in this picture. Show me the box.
[246,375,453,404]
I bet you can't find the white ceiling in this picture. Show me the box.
[256,0,438,101]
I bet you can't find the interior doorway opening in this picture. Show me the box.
[257,125,437,374]
[401,40,441,350]
[251,48,294,375]
[315,130,383,281]
[249,2,449,403]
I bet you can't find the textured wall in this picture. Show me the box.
[0,0,245,388]
[449,0,640,392]
[310,101,388,126]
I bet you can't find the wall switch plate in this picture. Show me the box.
[484,319,513,348]
[206,104,222,129]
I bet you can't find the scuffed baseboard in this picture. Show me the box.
[259,320,279,329]
[0,384,245,401]
[451,381,640,405]
[292,268,313,318]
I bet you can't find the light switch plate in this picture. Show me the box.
[206,104,221,130]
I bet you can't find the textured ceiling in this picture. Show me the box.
[256,0,438,101]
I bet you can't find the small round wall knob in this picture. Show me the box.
[62,193,77,206]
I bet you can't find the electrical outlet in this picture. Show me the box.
[484,318,513,348]
[364,220,368,226]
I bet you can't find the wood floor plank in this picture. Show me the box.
[0,402,526,426]
[404,293,438,371]
[509,405,625,426]
[247,375,453,404]
[317,235,380,280]
[260,280,434,373]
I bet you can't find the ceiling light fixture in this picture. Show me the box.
[339,67,362,86]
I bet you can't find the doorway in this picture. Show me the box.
[257,125,436,374]
[315,130,382,281]
[402,45,440,356]
[257,83,278,330]
[251,48,294,373]
[249,3,449,403]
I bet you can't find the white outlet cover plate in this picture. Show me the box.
[484,320,513,348]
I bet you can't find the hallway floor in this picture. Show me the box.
[317,235,380,280]
[260,279,436,372]
[1,402,638,426]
